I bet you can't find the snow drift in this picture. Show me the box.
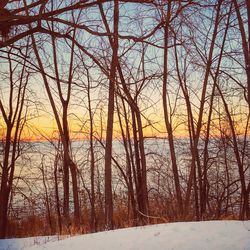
[0,220,249,250]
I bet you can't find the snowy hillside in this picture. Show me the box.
[0,220,250,250]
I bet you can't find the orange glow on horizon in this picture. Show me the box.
[1,109,249,142]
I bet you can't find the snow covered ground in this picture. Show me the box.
[0,220,249,250]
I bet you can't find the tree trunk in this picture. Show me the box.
[162,2,183,217]
[104,0,119,230]
[54,153,62,234]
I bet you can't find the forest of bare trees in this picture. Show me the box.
[0,0,249,239]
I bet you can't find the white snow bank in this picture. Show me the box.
[0,220,249,250]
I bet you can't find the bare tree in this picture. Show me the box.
[0,47,29,238]
[101,0,119,230]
